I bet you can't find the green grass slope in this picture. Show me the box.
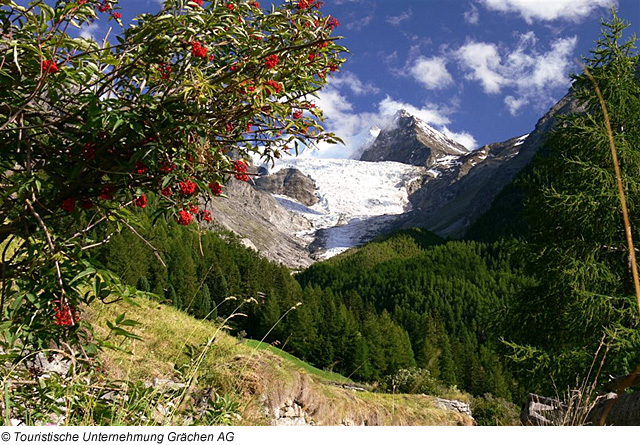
[89,297,473,426]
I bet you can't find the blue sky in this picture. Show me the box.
[80,0,639,157]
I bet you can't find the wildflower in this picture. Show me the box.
[327,17,339,29]
[133,194,147,208]
[201,210,213,222]
[189,204,199,214]
[264,54,279,69]
[61,197,76,213]
[42,59,58,74]
[179,179,197,196]
[161,186,173,197]
[177,209,193,225]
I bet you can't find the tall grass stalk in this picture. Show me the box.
[581,63,640,425]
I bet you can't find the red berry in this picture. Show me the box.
[133,194,147,208]
[209,182,223,196]
[42,59,58,74]
[62,197,76,213]
[179,180,197,196]
[177,210,193,225]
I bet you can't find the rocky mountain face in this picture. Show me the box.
[255,168,319,207]
[206,91,582,267]
[205,179,315,268]
[360,110,469,167]
[394,91,583,238]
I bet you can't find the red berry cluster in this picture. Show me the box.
[264,80,282,94]
[201,210,213,222]
[42,59,58,74]
[226,3,235,10]
[54,303,79,327]
[326,17,340,29]
[177,209,193,225]
[96,1,111,12]
[250,1,260,7]
[159,161,176,173]
[298,0,323,9]
[293,110,303,120]
[134,161,148,174]
[264,54,279,69]
[193,0,203,6]
[190,41,208,59]
[233,160,250,181]
[179,179,197,196]
[62,197,76,213]
[133,194,147,208]
[82,142,96,160]
[209,182,223,196]
[100,185,116,201]
[158,62,172,80]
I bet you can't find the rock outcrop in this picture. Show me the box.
[204,180,314,268]
[255,168,319,207]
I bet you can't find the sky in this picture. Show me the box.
[79,0,639,158]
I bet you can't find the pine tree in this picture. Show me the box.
[504,11,640,391]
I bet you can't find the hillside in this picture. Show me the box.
[88,297,474,426]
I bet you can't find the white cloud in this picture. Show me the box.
[478,0,616,24]
[79,22,100,40]
[378,97,451,127]
[441,127,478,150]
[386,9,412,26]
[330,71,380,96]
[455,42,504,94]
[304,78,476,158]
[455,32,578,115]
[464,4,480,24]
[409,56,454,90]
[346,12,374,31]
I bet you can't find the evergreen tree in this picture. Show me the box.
[196,284,212,319]
[137,276,151,293]
[503,11,640,391]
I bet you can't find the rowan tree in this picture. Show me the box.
[0,0,345,354]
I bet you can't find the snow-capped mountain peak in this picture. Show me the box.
[360,109,469,168]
